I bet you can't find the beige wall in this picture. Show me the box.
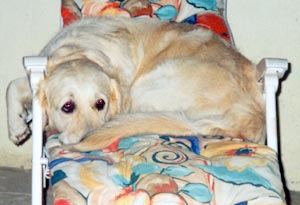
[227,0,300,191]
[0,0,299,191]
[0,1,60,168]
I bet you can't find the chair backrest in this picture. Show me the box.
[61,0,235,44]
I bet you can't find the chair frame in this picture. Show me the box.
[23,56,288,205]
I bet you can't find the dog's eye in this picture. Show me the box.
[61,100,76,113]
[95,99,105,111]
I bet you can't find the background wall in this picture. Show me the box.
[0,0,299,191]
[227,0,300,191]
[0,0,60,168]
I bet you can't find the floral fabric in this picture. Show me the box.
[61,0,233,43]
[51,1,287,204]
[45,134,286,205]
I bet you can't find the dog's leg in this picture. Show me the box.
[6,77,32,145]
[64,102,265,152]
[64,112,261,152]
[64,112,199,152]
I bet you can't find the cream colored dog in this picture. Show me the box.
[7,17,266,149]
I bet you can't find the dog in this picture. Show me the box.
[7,16,266,149]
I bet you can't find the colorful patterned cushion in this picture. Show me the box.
[46,134,286,205]
[61,0,234,44]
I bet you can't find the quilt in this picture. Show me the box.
[45,134,286,205]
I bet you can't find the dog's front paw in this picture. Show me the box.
[6,77,33,145]
[8,117,31,145]
[7,103,32,145]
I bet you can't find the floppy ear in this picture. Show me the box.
[109,78,122,116]
[36,80,49,129]
[47,49,110,73]
[81,50,111,71]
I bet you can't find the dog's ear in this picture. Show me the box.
[81,50,110,70]
[109,78,122,117]
[47,49,110,73]
[36,80,49,128]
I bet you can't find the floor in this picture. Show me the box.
[0,167,299,205]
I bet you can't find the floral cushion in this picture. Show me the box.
[61,0,234,43]
[45,134,286,205]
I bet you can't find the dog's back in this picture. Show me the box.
[39,17,265,149]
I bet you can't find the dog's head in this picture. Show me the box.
[37,60,121,144]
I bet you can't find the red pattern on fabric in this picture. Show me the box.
[54,199,72,205]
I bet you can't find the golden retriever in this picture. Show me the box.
[7,17,265,149]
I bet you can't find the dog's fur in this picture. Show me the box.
[7,17,266,149]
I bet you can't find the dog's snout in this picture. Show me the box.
[81,105,106,129]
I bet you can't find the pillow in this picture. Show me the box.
[61,0,234,44]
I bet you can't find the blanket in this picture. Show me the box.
[45,134,286,205]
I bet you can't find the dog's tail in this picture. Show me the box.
[69,112,199,151]
[68,108,265,152]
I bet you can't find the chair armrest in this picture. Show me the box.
[257,58,288,152]
[23,56,48,205]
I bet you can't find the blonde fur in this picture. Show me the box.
[7,17,265,148]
